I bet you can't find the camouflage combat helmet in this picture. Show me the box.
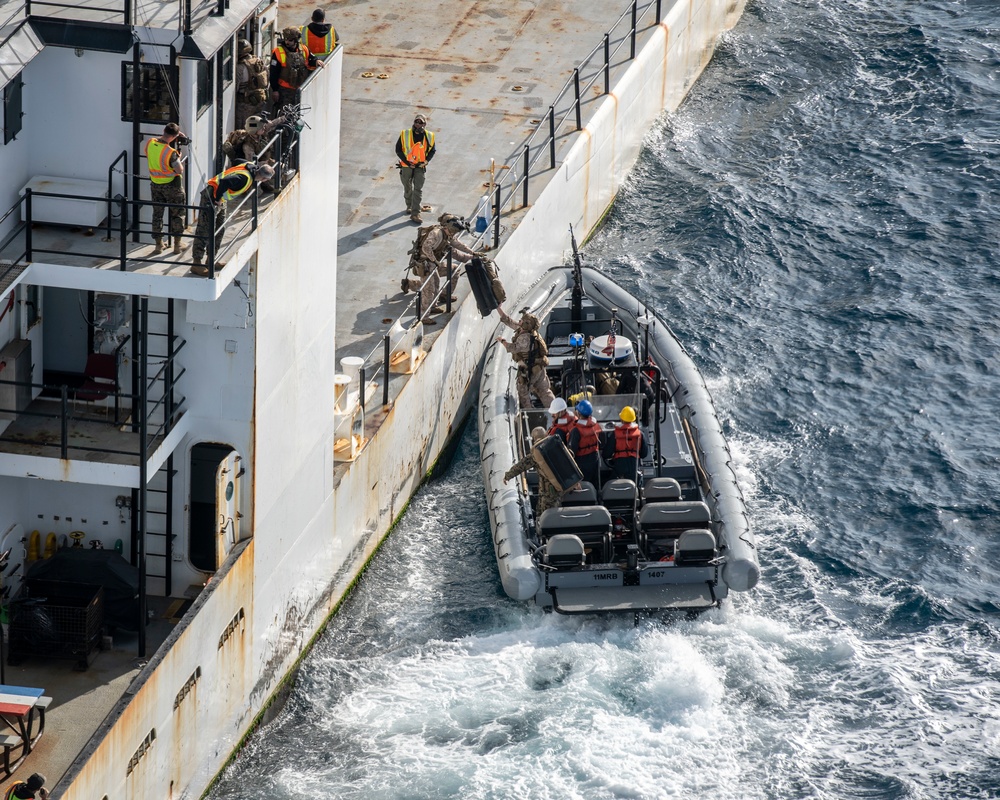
[520,313,540,331]
[282,26,301,41]
[238,38,253,56]
[438,213,467,232]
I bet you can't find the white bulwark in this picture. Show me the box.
[0,0,743,797]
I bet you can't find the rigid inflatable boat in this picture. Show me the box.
[477,249,759,613]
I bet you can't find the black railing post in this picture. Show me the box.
[25,0,31,15]
[446,250,453,313]
[119,196,127,270]
[415,286,422,323]
[184,0,192,35]
[574,68,582,130]
[138,297,148,658]
[656,0,662,24]
[124,0,132,25]
[166,299,175,429]
[522,144,529,208]
[252,178,259,230]
[24,190,32,260]
[60,385,68,460]
[548,106,556,169]
[358,365,366,422]
[275,130,284,193]
[382,333,390,407]
[630,0,638,59]
[493,183,501,249]
[604,33,610,94]
[208,202,217,278]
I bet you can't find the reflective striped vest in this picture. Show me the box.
[300,25,335,57]
[207,166,254,202]
[273,43,311,88]
[145,138,179,184]
[398,128,435,167]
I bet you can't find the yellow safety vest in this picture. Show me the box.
[145,139,179,184]
[398,128,435,167]
[207,166,254,202]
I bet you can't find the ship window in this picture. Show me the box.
[222,38,234,86]
[3,72,24,144]
[197,57,213,117]
[122,63,178,124]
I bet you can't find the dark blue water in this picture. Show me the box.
[213,1,1000,797]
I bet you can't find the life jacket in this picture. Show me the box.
[573,417,601,457]
[145,138,179,184]
[300,24,335,57]
[273,43,310,89]
[612,422,643,460]
[207,166,254,202]
[548,413,575,441]
[398,128,435,167]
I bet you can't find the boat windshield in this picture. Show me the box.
[585,392,642,425]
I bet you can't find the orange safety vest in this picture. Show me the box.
[612,423,643,460]
[207,166,254,203]
[273,43,311,88]
[398,128,435,167]
[548,414,575,442]
[300,25,335,57]
[573,417,601,457]
[5,782,30,800]
[145,139,180,184]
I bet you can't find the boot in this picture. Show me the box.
[173,237,186,255]
[152,238,164,255]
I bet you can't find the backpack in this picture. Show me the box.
[238,57,268,103]
[223,129,249,161]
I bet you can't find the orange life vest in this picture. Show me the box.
[145,138,180,184]
[398,128,435,167]
[300,25,335,57]
[548,414,575,442]
[273,43,311,88]
[573,417,601,457]
[612,423,643,460]
[207,166,253,202]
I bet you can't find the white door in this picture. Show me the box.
[215,452,241,566]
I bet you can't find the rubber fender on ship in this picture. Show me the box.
[27,530,40,561]
[532,435,584,493]
[43,532,57,559]
[466,256,501,317]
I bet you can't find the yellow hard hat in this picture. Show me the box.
[619,406,636,423]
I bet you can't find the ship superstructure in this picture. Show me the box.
[0,0,340,795]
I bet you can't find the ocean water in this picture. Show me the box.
[212,1,1000,798]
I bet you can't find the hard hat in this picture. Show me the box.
[548,397,568,416]
[238,39,252,56]
[245,115,263,132]
[520,313,540,331]
[282,26,301,41]
[619,406,637,423]
[576,399,593,417]
[530,426,547,443]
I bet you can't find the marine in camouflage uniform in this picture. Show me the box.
[497,309,556,409]
[145,123,187,255]
[402,214,477,323]
[269,28,318,118]
[504,428,561,517]
[234,40,268,130]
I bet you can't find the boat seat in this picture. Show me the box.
[642,477,682,504]
[674,529,717,566]
[537,506,612,563]
[637,500,711,559]
[543,534,586,568]
[562,481,597,507]
[601,479,637,510]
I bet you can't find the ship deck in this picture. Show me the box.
[1,0,669,792]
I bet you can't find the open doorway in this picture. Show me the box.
[189,443,242,573]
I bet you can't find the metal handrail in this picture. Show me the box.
[347,0,665,431]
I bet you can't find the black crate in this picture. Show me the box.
[8,579,104,670]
